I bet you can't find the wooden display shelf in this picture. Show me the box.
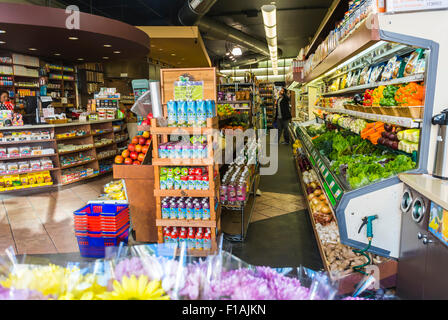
[97,154,116,161]
[58,147,93,156]
[56,134,91,141]
[94,142,116,148]
[61,173,100,185]
[0,139,55,145]
[0,184,56,194]
[154,188,216,197]
[303,15,380,83]
[0,167,59,177]
[156,219,217,228]
[152,158,214,166]
[0,153,58,160]
[60,159,96,170]
[92,131,113,136]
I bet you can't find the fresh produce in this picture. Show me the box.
[377,124,403,150]
[305,124,326,137]
[394,82,424,106]
[363,89,373,106]
[360,122,385,145]
[371,86,385,106]
[379,85,399,106]
[217,104,236,117]
[115,132,151,165]
[397,128,420,143]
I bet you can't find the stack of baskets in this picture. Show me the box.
[74,203,130,258]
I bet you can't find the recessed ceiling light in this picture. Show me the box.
[29,48,37,51]
[113,51,121,54]
[159,48,163,51]
[104,44,112,47]
[77,58,84,61]
[0,41,5,44]
[151,44,155,48]
[171,53,176,56]
[68,37,78,40]
[102,57,109,59]
[0,30,5,34]
[54,53,61,56]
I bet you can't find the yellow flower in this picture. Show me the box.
[98,275,170,300]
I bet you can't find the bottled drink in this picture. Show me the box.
[167,100,178,127]
[194,202,202,220]
[177,100,188,126]
[162,201,170,219]
[195,100,206,127]
[187,100,196,127]
[178,200,186,220]
[170,202,178,219]
[202,200,210,220]
[186,202,194,220]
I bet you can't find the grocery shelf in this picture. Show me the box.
[0,167,59,177]
[321,73,425,97]
[0,153,58,160]
[60,159,96,170]
[97,154,116,161]
[217,100,251,104]
[152,158,214,166]
[0,139,55,145]
[0,184,56,194]
[94,142,116,148]
[61,173,100,185]
[315,106,422,128]
[58,147,93,156]
[155,219,217,228]
[56,134,92,141]
[92,131,113,136]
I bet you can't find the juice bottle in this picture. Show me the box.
[174,175,181,190]
[182,143,191,159]
[202,200,210,220]
[195,230,203,250]
[188,229,195,249]
[159,143,167,159]
[170,201,178,219]
[202,175,209,190]
[174,143,182,159]
[188,175,196,190]
[163,227,171,243]
[187,100,196,127]
[160,175,167,190]
[195,100,206,127]
[180,175,188,190]
[194,202,203,220]
[177,100,188,126]
[178,200,186,220]
[170,227,179,245]
[166,173,174,190]
[179,227,187,247]
[205,99,215,119]
[186,201,194,220]
[220,185,227,204]
[227,184,236,204]
[203,232,211,250]
[167,100,178,127]
[162,201,170,219]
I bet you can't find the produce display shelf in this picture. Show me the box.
[152,158,214,166]
[0,167,59,177]
[61,159,96,170]
[321,73,425,97]
[56,134,91,141]
[0,139,55,145]
[315,106,421,128]
[318,116,417,160]
[155,219,217,228]
[295,158,331,273]
[58,147,93,156]
[0,153,58,160]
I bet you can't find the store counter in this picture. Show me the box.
[399,173,448,210]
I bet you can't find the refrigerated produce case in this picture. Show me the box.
[290,11,446,260]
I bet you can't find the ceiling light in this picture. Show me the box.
[77,58,84,61]
[113,51,121,54]
[28,48,37,51]
[68,37,78,40]
[171,53,176,56]
[261,4,278,80]
[0,30,5,34]
[231,47,242,56]
[102,57,109,59]
[261,5,277,27]
[159,48,163,51]
[0,41,5,44]
[225,52,230,56]
[54,53,61,56]
[104,44,112,47]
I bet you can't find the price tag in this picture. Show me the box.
[329,181,335,188]
[324,171,329,178]
[335,189,342,198]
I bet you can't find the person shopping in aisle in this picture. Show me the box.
[274,87,292,145]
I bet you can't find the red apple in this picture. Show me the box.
[133,160,141,165]
[145,139,151,146]
[130,151,138,160]
[131,137,139,145]
[137,153,145,162]
[138,137,146,145]
[128,143,136,152]
[142,145,149,154]
[121,149,130,158]
[135,144,142,153]
[124,157,133,165]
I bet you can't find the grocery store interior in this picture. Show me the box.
[0,0,447,300]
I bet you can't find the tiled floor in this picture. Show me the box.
[0,175,113,255]
[250,191,306,223]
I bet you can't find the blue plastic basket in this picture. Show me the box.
[76,228,129,258]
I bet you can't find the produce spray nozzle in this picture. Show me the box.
[358,215,378,240]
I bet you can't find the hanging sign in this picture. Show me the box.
[387,0,448,12]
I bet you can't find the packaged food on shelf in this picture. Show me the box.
[162,226,212,250]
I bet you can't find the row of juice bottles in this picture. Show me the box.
[163,226,212,251]
[167,99,216,127]
[162,197,213,220]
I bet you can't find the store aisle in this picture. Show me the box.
[230,143,324,270]
[0,175,112,255]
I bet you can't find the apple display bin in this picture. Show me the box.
[113,164,158,242]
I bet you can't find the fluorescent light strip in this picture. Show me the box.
[261,4,278,77]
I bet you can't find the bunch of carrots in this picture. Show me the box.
[360,122,385,145]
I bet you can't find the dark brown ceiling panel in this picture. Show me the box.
[0,3,150,63]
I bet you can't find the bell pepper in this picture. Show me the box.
[394,82,424,106]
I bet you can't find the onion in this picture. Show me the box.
[310,182,317,189]
[308,193,316,201]
[319,194,327,201]
[314,189,322,196]
[321,205,331,214]
[311,198,321,206]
